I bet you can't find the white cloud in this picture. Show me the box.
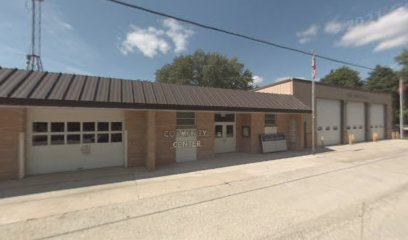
[324,20,343,34]
[61,22,73,31]
[163,18,194,53]
[339,6,408,52]
[296,24,319,44]
[120,18,193,57]
[252,75,264,84]
[120,26,170,57]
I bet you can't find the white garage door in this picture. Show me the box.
[346,102,365,142]
[27,108,125,175]
[316,99,341,146]
[369,104,385,140]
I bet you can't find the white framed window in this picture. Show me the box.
[265,114,276,127]
[176,112,196,129]
[31,121,123,146]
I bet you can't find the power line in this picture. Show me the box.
[105,0,374,71]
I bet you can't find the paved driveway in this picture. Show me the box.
[1,140,408,239]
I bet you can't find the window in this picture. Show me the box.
[97,133,109,143]
[111,133,122,142]
[176,112,195,128]
[51,135,64,145]
[67,122,80,132]
[215,125,223,138]
[31,121,123,146]
[98,122,109,131]
[33,122,48,132]
[226,125,234,137]
[83,134,95,143]
[33,135,48,146]
[111,122,122,131]
[51,122,64,132]
[215,113,235,122]
[67,134,80,144]
[264,114,276,127]
[83,122,95,132]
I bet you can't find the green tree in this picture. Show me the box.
[156,50,254,89]
[365,65,399,124]
[365,65,399,92]
[320,66,363,88]
[395,49,408,78]
[395,49,408,124]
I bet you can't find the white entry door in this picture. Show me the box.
[214,123,236,153]
[27,108,125,175]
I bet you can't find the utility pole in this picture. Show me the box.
[400,76,404,139]
[26,0,44,71]
[311,51,317,154]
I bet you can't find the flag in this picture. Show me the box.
[312,51,317,80]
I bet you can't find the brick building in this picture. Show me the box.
[0,68,310,180]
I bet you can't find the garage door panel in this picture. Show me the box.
[27,108,125,175]
[316,99,341,146]
[346,102,365,142]
[369,104,385,140]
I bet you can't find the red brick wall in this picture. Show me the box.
[0,108,25,180]
[276,113,304,150]
[125,111,146,167]
[197,112,214,160]
[155,111,176,165]
[236,113,264,153]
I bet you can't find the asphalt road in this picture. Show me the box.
[1,140,408,240]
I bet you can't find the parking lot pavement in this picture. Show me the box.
[0,140,408,239]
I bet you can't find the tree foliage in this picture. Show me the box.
[155,50,254,90]
[395,49,408,78]
[320,66,363,88]
[365,65,400,124]
[365,65,399,92]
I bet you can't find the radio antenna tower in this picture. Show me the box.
[26,0,44,71]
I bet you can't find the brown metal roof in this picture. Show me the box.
[0,68,311,113]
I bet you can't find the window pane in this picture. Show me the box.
[83,122,95,132]
[111,133,122,142]
[176,118,195,126]
[111,122,122,131]
[97,133,109,143]
[67,134,80,144]
[51,122,64,132]
[51,135,64,145]
[215,114,235,122]
[67,122,80,132]
[176,112,195,119]
[215,125,223,138]
[32,135,48,146]
[83,134,95,143]
[98,122,109,131]
[33,122,48,132]
[226,125,234,137]
[265,114,276,126]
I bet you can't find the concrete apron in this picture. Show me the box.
[0,140,405,225]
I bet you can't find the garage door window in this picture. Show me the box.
[31,121,123,146]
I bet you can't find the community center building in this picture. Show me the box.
[0,68,311,180]
[256,78,393,147]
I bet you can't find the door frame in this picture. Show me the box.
[214,113,236,154]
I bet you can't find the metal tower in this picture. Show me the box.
[26,0,44,71]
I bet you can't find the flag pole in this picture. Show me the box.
[400,76,404,139]
[312,50,316,154]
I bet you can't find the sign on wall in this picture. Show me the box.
[163,129,209,149]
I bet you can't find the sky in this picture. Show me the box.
[0,0,407,87]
